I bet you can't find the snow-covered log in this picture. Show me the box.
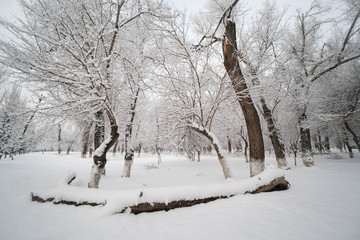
[31,167,290,214]
[119,176,289,214]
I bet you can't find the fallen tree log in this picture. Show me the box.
[31,176,289,214]
[120,176,289,214]
[31,193,106,207]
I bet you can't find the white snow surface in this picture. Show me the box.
[1,151,360,240]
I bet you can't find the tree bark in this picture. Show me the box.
[344,120,360,151]
[94,110,105,151]
[122,88,140,178]
[227,136,232,153]
[57,124,61,154]
[112,139,119,156]
[88,125,119,188]
[222,20,265,176]
[343,136,354,158]
[259,97,288,168]
[81,122,91,158]
[192,124,232,179]
[299,113,314,167]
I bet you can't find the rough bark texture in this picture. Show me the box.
[260,97,288,168]
[191,125,232,179]
[32,176,289,214]
[122,88,139,178]
[88,125,119,188]
[94,110,105,151]
[222,20,265,176]
[299,113,314,167]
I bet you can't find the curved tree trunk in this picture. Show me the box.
[223,20,264,177]
[344,120,360,151]
[88,125,119,188]
[192,124,232,179]
[259,98,288,168]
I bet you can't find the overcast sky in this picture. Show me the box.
[0,0,344,39]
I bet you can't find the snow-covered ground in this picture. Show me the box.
[0,151,359,240]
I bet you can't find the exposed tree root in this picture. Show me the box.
[31,176,289,214]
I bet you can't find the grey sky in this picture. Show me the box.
[0,0,344,40]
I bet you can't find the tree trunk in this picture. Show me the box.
[240,135,249,163]
[299,113,314,167]
[122,88,140,178]
[324,136,330,152]
[259,97,288,168]
[192,124,232,179]
[81,122,91,158]
[57,124,61,154]
[222,20,264,176]
[344,137,354,158]
[112,139,119,156]
[227,136,232,153]
[66,140,75,155]
[317,131,324,155]
[94,110,105,175]
[88,125,119,188]
[344,120,360,151]
[94,110,105,150]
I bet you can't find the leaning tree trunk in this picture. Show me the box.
[343,136,354,158]
[88,125,119,188]
[122,88,140,178]
[222,20,265,177]
[299,112,314,167]
[344,120,360,151]
[260,98,288,168]
[192,124,232,179]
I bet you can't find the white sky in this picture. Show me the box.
[0,0,344,40]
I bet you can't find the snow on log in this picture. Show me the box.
[31,166,289,214]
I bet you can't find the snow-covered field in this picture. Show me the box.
[0,151,359,240]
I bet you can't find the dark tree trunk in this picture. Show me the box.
[344,137,354,158]
[260,97,288,168]
[241,135,249,163]
[324,136,330,152]
[223,20,264,176]
[88,125,119,188]
[299,113,314,167]
[319,132,324,154]
[344,120,360,152]
[94,110,105,150]
[207,145,212,155]
[112,139,119,156]
[57,124,61,154]
[94,110,105,175]
[227,136,232,153]
[122,88,140,178]
[81,122,92,158]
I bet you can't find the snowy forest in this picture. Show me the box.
[0,0,359,239]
